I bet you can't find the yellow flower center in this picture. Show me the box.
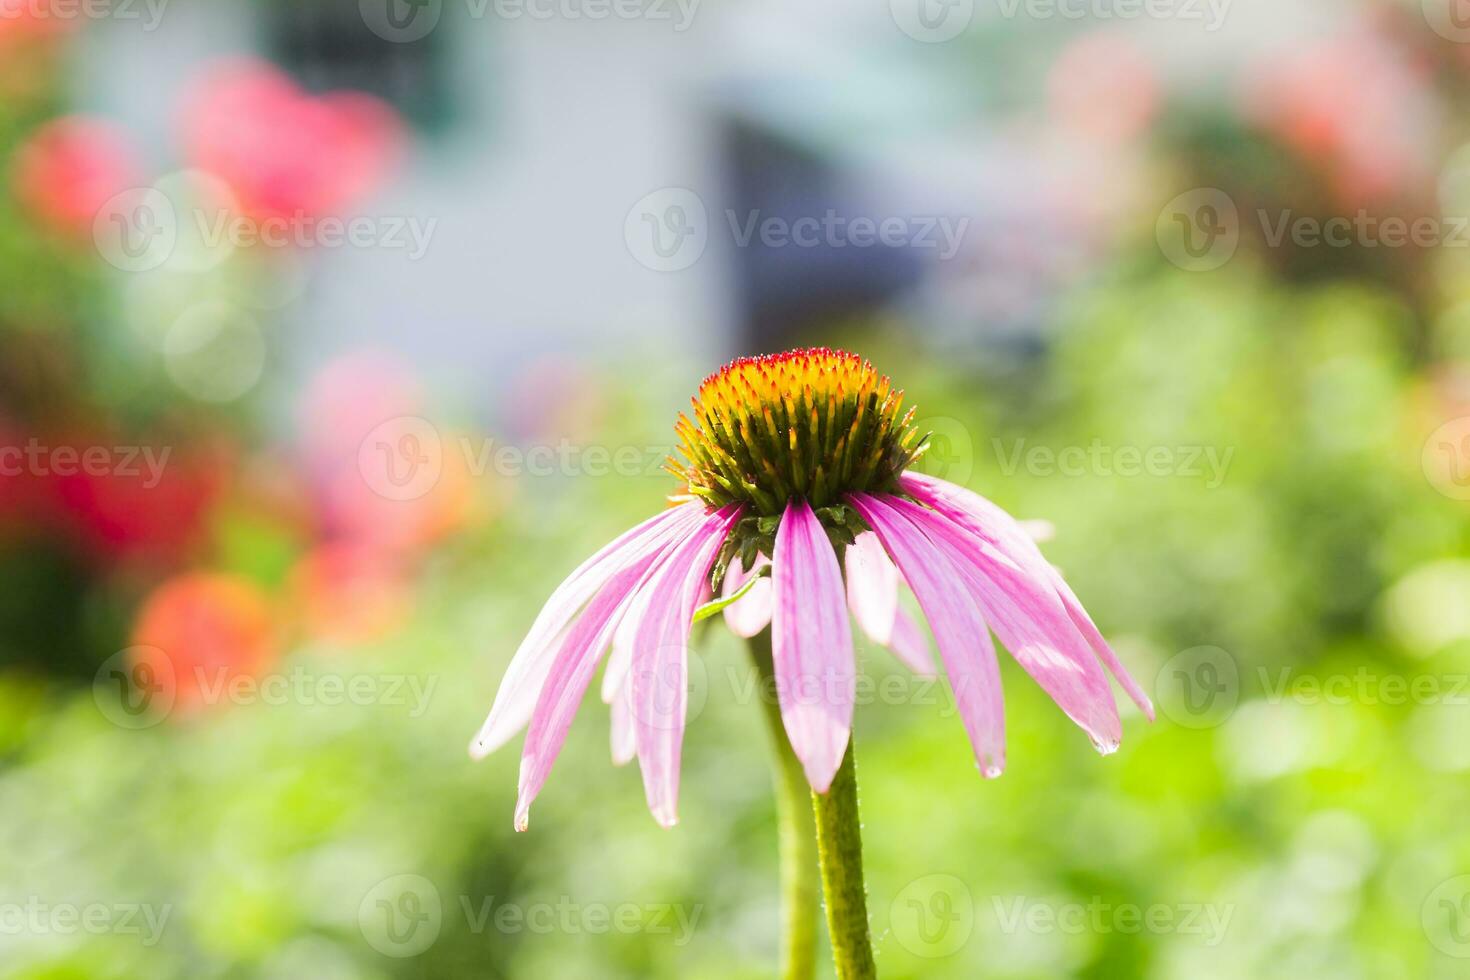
[669,347,923,515]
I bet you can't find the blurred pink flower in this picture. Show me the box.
[470,350,1152,830]
[12,116,139,240]
[1245,24,1439,208]
[1047,31,1159,147]
[298,351,484,559]
[181,58,403,223]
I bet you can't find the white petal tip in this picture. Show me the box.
[513,813,529,833]
[653,811,679,829]
[468,738,493,761]
[980,762,1005,779]
[1090,734,1121,756]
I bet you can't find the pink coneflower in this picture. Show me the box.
[471,348,1152,832]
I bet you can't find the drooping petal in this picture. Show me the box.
[514,525,691,830]
[470,503,703,758]
[631,504,743,827]
[721,553,773,639]
[900,471,1154,720]
[844,531,897,645]
[887,495,1122,753]
[848,493,1005,777]
[845,530,936,677]
[610,676,636,766]
[888,606,936,679]
[771,499,856,793]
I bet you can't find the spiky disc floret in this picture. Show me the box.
[668,348,925,516]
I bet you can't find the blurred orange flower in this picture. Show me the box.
[288,543,411,645]
[130,572,278,713]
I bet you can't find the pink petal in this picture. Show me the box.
[631,505,743,827]
[888,606,937,678]
[771,499,856,793]
[470,503,702,758]
[849,492,1005,777]
[844,531,898,645]
[513,525,692,830]
[600,536,682,704]
[610,677,636,766]
[845,530,936,677]
[721,553,773,639]
[900,472,1154,720]
[888,496,1121,753]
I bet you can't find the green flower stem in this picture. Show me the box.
[811,741,877,980]
[748,632,819,980]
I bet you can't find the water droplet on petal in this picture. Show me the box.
[1090,734,1121,755]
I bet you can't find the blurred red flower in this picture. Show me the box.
[50,437,231,569]
[130,572,278,712]
[180,58,403,224]
[12,116,140,241]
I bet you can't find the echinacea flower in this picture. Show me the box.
[471,348,1152,830]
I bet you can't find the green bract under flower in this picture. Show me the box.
[668,347,925,516]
